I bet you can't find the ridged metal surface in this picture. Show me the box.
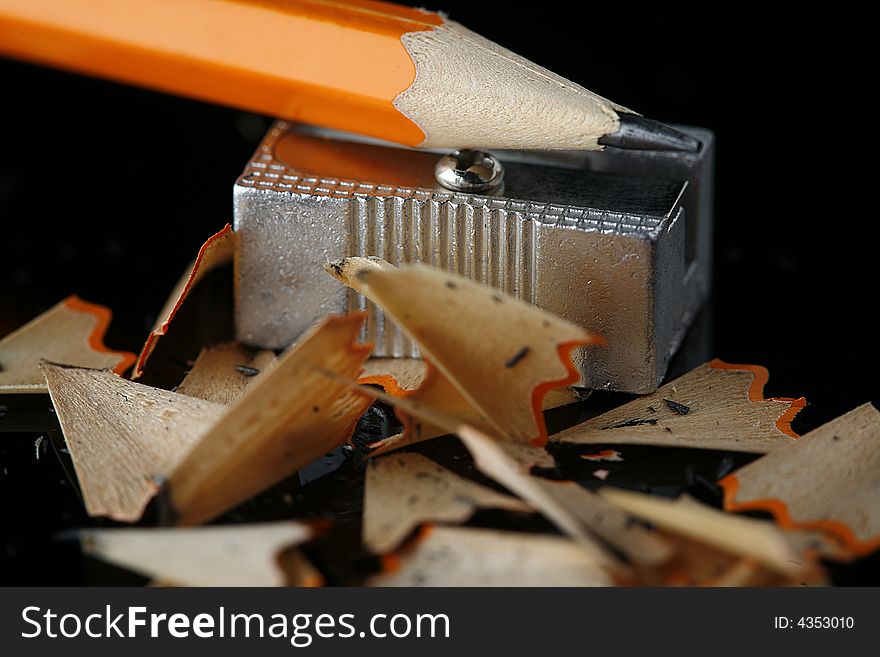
[346,196,537,357]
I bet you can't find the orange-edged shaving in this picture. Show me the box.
[0,296,135,392]
[134,225,234,378]
[719,403,880,558]
[551,359,805,453]
[325,257,604,449]
[166,312,373,526]
[707,359,806,438]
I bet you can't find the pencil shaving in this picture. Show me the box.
[366,375,580,459]
[363,452,530,554]
[365,362,494,457]
[0,296,135,393]
[719,403,880,557]
[134,225,234,378]
[551,360,805,453]
[326,257,603,447]
[368,526,612,587]
[456,425,671,569]
[645,533,747,586]
[337,376,679,577]
[176,341,276,405]
[358,357,428,393]
[80,521,314,587]
[166,313,372,526]
[636,531,814,587]
[41,362,225,521]
[599,488,819,581]
[325,375,555,470]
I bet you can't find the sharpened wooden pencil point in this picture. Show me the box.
[0,0,692,151]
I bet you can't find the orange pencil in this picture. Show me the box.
[0,0,697,151]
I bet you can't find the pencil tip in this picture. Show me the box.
[599,114,701,153]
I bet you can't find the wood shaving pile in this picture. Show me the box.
[2,234,877,587]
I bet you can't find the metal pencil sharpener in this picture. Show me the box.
[233,121,714,393]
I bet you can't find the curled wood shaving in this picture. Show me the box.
[366,378,579,460]
[551,360,805,453]
[644,533,750,586]
[325,373,666,570]
[41,362,225,521]
[457,425,673,568]
[80,522,314,586]
[166,313,372,526]
[326,257,603,448]
[326,375,556,470]
[599,488,820,581]
[134,225,234,378]
[315,373,638,565]
[359,358,578,418]
[364,361,497,458]
[364,452,530,554]
[177,342,276,405]
[719,403,880,557]
[358,357,427,393]
[637,531,821,587]
[368,526,612,587]
[0,297,135,393]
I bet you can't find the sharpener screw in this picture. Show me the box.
[435,149,504,193]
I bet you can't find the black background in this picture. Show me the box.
[0,3,876,583]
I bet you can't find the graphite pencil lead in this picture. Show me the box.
[599,114,702,152]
